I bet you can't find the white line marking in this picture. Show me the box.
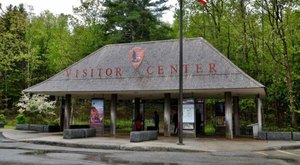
[255,151,268,156]
[277,150,300,157]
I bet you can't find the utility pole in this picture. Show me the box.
[178,0,184,145]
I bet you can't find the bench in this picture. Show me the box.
[63,128,96,139]
[130,130,158,142]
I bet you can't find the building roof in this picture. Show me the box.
[24,38,265,99]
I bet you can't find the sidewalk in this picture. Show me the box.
[1,128,300,152]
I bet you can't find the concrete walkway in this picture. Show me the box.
[1,128,300,152]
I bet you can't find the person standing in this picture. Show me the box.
[154,111,159,134]
[135,113,143,131]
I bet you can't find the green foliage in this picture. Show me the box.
[204,117,215,135]
[0,4,28,109]
[0,114,7,125]
[102,0,172,43]
[15,113,27,124]
[116,119,132,129]
[263,125,297,132]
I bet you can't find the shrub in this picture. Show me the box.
[0,114,7,125]
[204,124,216,135]
[15,113,27,124]
[17,92,56,115]
[205,117,216,135]
[16,92,57,125]
[116,119,132,129]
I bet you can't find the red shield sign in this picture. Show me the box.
[129,47,144,69]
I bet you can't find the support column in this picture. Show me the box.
[233,96,240,136]
[164,93,171,136]
[225,92,233,139]
[133,98,141,131]
[64,94,71,130]
[110,94,117,135]
[60,97,65,131]
[257,95,262,132]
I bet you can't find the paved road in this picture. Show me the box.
[0,141,299,165]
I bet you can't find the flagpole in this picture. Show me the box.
[178,0,184,145]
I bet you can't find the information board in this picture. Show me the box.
[90,99,104,127]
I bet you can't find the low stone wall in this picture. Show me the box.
[16,124,30,130]
[16,124,60,132]
[63,128,96,139]
[257,131,300,141]
[130,131,158,142]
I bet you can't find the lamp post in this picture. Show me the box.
[178,0,184,145]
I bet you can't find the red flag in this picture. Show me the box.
[198,0,207,5]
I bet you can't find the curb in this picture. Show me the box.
[0,132,17,143]
[260,145,300,151]
[21,140,204,152]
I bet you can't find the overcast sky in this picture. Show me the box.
[1,0,177,23]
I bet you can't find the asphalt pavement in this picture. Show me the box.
[1,128,300,153]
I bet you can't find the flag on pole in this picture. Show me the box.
[198,0,207,5]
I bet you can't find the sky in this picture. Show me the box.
[0,0,177,23]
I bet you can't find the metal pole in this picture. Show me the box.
[178,0,184,145]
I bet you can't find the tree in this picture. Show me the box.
[102,0,172,43]
[0,4,28,108]
[172,0,300,129]
[262,0,299,128]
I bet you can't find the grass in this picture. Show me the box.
[4,125,15,129]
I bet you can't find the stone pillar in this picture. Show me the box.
[110,94,117,135]
[257,95,262,132]
[225,92,233,139]
[64,94,71,130]
[164,93,171,136]
[60,97,65,131]
[233,96,240,136]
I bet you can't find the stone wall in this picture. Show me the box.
[257,131,300,141]
[130,131,158,142]
[16,124,60,132]
[63,128,96,139]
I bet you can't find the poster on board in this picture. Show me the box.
[90,99,104,127]
[183,99,195,130]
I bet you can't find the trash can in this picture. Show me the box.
[247,123,258,138]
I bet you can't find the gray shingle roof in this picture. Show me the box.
[24,38,265,98]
